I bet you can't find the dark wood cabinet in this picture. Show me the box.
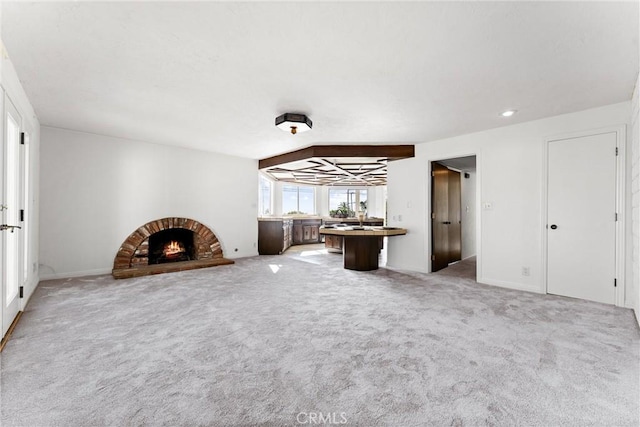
[258,219,292,255]
[292,219,321,244]
[324,235,343,252]
[293,224,303,244]
[259,218,330,255]
[283,220,293,250]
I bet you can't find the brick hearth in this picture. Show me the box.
[112,217,234,279]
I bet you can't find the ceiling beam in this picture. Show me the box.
[258,145,414,169]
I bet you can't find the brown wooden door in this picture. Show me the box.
[448,169,461,263]
[431,163,450,272]
[431,163,462,272]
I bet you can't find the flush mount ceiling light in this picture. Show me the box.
[275,113,312,135]
[501,110,517,117]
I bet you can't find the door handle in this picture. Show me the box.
[550,224,558,230]
[0,224,21,233]
[443,221,451,225]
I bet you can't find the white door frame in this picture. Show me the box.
[19,124,31,311]
[0,88,3,336]
[542,125,626,307]
[2,93,23,336]
[424,151,481,278]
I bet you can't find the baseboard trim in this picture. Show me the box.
[0,311,23,353]
[478,276,543,294]
[39,268,112,281]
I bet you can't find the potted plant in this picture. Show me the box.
[336,202,350,218]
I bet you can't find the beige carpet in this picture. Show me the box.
[1,246,638,426]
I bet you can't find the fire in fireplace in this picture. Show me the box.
[149,229,196,264]
[164,241,184,257]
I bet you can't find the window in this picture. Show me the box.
[258,175,272,215]
[329,188,367,216]
[282,184,315,214]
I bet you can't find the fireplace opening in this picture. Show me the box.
[149,229,196,264]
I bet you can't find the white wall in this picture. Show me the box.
[366,186,386,219]
[1,38,41,308]
[316,185,329,217]
[631,73,639,326]
[461,170,476,259]
[387,102,631,298]
[39,127,258,279]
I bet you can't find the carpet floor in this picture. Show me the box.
[1,247,638,426]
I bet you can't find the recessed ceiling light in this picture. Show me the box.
[501,110,517,117]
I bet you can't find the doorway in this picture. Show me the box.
[430,156,477,276]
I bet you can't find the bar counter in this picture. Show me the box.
[319,226,407,271]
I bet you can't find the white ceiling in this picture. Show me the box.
[437,156,476,172]
[2,2,638,160]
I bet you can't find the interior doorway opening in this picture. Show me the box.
[430,156,477,279]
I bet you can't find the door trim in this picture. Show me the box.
[542,125,626,307]
[2,93,23,337]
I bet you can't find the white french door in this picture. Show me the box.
[547,131,618,305]
[2,95,22,337]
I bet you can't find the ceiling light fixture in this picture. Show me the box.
[275,113,312,135]
[501,110,517,117]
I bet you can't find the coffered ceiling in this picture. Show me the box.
[1,2,638,160]
[259,145,413,185]
[264,157,389,186]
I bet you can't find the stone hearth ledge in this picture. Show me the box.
[112,258,234,279]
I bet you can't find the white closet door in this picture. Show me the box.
[547,132,617,304]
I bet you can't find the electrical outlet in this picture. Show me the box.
[522,267,530,276]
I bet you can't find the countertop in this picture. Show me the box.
[258,216,384,222]
[318,226,407,237]
[258,216,322,222]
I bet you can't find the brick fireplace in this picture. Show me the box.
[112,217,234,279]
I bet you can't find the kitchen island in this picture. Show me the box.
[319,226,407,271]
